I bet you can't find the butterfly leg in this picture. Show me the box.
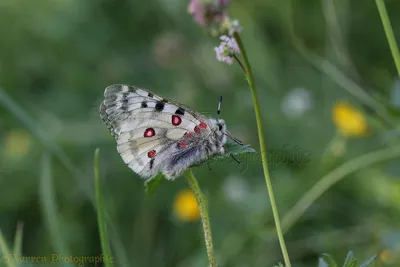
[231,154,241,164]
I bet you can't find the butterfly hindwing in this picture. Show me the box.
[100,84,214,179]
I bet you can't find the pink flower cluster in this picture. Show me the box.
[214,35,240,65]
[188,0,243,65]
[188,0,228,27]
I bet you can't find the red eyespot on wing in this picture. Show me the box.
[144,128,155,137]
[185,132,193,139]
[172,115,182,126]
[147,150,156,158]
[194,122,207,133]
[178,141,188,148]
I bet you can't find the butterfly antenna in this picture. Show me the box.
[217,96,222,122]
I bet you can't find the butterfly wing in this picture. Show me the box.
[100,84,211,179]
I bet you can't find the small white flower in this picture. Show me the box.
[228,19,243,36]
[214,35,240,65]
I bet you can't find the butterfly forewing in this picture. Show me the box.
[100,84,215,179]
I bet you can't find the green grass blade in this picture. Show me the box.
[375,0,400,77]
[12,222,24,256]
[94,148,114,267]
[342,251,353,267]
[0,229,17,267]
[39,153,74,267]
[320,253,338,267]
[359,255,377,267]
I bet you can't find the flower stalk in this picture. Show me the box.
[233,32,292,267]
[184,169,216,267]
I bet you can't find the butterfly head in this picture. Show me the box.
[209,118,227,145]
[210,117,243,147]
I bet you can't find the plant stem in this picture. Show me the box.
[94,148,113,267]
[233,32,291,267]
[184,169,216,267]
[281,145,400,233]
[233,54,247,74]
[375,0,400,77]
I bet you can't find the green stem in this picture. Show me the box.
[233,32,291,267]
[94,148,113,267]
[375,0,400,77]
[281,145,400,233]
[184,169,216,267]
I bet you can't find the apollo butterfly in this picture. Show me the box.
[99,84,241,180]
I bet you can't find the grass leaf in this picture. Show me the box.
[0,229,17,267]
[193,140,256,167]
[318,258,329,267]
[94,148,114,267]
[39,153,73,266]
[12,221,24,256]
[321,253,338,267]
[144,173,166,195]
[359,255,377,267]
[342,251,353,267]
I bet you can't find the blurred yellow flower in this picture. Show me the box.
[173,189,200,222]
[332,101,367,137]
[379,249,395,264]
[3,129,31,157]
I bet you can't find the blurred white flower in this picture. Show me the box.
[229,19,243,36]
[281,87,313,119]
[222,175,249,203]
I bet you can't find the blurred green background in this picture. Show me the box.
[1,0,400,266]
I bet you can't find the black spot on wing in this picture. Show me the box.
[120,98,129,111]
[128,86,137,93]
[141,101,148,108]
[148,92,153,97]
[175,107,185,115]
[155,101,165,112]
